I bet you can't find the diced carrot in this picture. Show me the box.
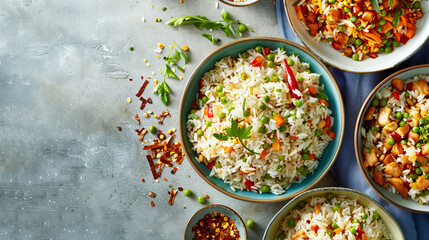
[318,99,329,107]
[273,114,285,127]
[224,146,234,153]
[308,86,317,96]
[273,133,281,152]
[260,149,268,160]
[204,107,209,116]
[290,136,299,140]
[364,32,382,44]
[308,153,315,160]
[315,204,321,214]
[382,21,393,34]
[239,120,249,127]
[327,130,336,140]
[405,28,415,39]
[334,228,342,235]
[362,233,368,240]
[295,5,305,21]
[384,16,394,22]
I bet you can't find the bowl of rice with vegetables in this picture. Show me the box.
[179,37,344,202]
[355,64,429,213]
[284,0,429,72]
[263,187,404,240]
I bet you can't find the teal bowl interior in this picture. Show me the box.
[355,65,429,214]
[184,204,247,240]
[263,187,404,240]
[179,37,345,202]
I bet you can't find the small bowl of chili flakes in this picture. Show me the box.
[184,204,247,240]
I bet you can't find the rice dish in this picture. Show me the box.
[277,193,392,240]
[361,75,429,204]
[186,46,336,194]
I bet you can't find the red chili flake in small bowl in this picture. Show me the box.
[192,212,240,239]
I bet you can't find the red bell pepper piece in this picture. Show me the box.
[284,59,301,99]
[324,116,331,128]
[207,161,215,169]
[406,82,413,90]
[400,36,409,45]
[352,5,361,14]
[244,179,254,190]
[332,41,342,50]
[260,149,269,160]
[199,79,204,88]
[392,91,400,100]
[198,92,204,99]
[391,131,401,142]
[208,107,213,118]
[250,55,264,67]
[311,225,319,233]
[264,47,270,55]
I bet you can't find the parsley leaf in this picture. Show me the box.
[212,119,257,154]
[202,34,217,45]
[370,0,380,13]
[213,133,229,141]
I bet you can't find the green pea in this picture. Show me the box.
[255,46,262,53]
[263,95,270,102]
[350,227,357,235]
[396,112,403,119]
[355,38,363,46]
[238,24,247,33]
[327,229,333,237]
[338,25,346,32]
[315,129,322,137]
[264,76,270,83]
[410,174,418,180]
[392,39,399,48]
[246,220,254,228]
[258,127,267,134]
[404,112,410,118]
[221,96,228,104]
[417,161,422,167]
[352,53,359,61]
[302,153,309,160]
[202,96,209,103]
[416,142,422,148]
[264,174,272,180]
[197,129,204,136]
[219,112,226,119]
[227,106,234,112]
[401,139,407,145]
[216,85,223,92]
[357,24,364,31]
[272,111,278,117]
[294,100,303,107]
[287,219,296,228]
[276,155,285,162]
[343,6,350,13]
[305,69,312,73]
[415,167,423,175]
[198,196,206,204]
[333,203,341,212]
[259,103,267,110]
[263,143,271,149]
[276,88,282,92]
[376,26,383,32]
[279,125,287,132]
[419,118,426,126]
[380,9,387,17]
[272,75,280,82]
[148,125,156,133]
[326,193,334,200]
[215,162,222,169]
[387,138,395,145]
[241,72,248,80]
[243,110,250,117]
[261,116,269,124]
[297,75,305,81]
[218,92,225,98]
[267,54,275,61]
[242,52,249,58]
[385,40,392,47]
[287,59,294,66]
[362,212,368,219]
[414,2,421,9]
[413,126,420,133]
[184,189,192,197]
[350,15,358,22]
[328,0,336,3]
[365,148,371,153]
[382,38,388,44]
[276,165,284,172]
[385,46,392,54]
[205,121,211,127]
[405,92,410,98]
[379,47,385,53]
[353,218,359,223]
[379,18,386,26]
[267,61,275,68]
[261,185,270,193]
[371,126,378,132]
[331,222,339,229]
[372,98,379,107]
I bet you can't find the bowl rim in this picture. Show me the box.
[184,204,248,240]
[283,0,429,73]
[262,187,405,240]
[218,0,261,7]
[179,36,345,203]
[354,64,429,214]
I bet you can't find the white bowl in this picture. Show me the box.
[283,0,429,73]
[219,0,260,7]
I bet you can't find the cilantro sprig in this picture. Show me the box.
[154,41,188,106]
[213,119,258,154]
[166,9,253,45]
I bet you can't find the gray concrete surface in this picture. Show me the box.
[0,0,337,239]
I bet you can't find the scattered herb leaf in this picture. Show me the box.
[370,0,380,13]
[202,34,217,45]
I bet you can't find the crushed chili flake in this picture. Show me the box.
[136,80,149,98]
[129,78,133,81]
[205,194,210,199]
[163,178,167,181]
[116,126,122,131]
[150,201,155,207]
[139,97,149,110]
[171,167,178,174]
[192,212,240,240]
[149,192,156,198]
[158,109,171,124]
[168,188,178,205]
[134,114,141,125]
[178,187,183,191]
[138,129,147,141]
[141,178,145,182]
[147,97,153,104]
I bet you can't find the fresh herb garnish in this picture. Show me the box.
[370,0,380,13]
[154,41,188,106]
[392,8,403,28]
[166,9,253,44]
[242,98,246,111]
[213,119,258,154]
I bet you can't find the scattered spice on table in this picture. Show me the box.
[149,192,157,198]
[168,188,178,205]
[134,114,141,125]
[136,80,149,98]
[150,200,155,207]
[158,109,171,124]
[192,212,240,240]
[116,126,122,131]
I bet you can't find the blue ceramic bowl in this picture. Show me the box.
[179,37,345,202]
[184,204,247,240]
[263,187,404,240]
[355,64,429,214]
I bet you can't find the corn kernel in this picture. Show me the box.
[182,45,189,51]
[422,110,427,116]
[157,43,165,49]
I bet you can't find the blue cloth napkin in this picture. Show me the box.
[276,1,429,239]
